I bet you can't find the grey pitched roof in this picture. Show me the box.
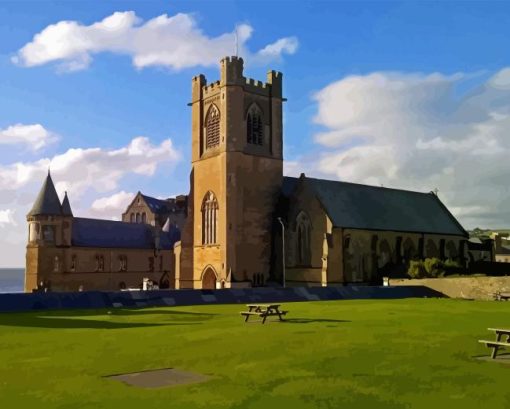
[28,173,62,217]
[282,176,299,197]
[284,176,467,236]
[61,192,73,217]
[71,217,179,250]
[141,194,179,214]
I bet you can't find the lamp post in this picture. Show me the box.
[277,217,286,288]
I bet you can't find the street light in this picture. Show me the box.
[277,217,286,288]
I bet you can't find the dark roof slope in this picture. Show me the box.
[282,176,299,197]
[313,178,467,236]
[285,176,467,236]
[61,192,73,217]
[28,173,62,217]
[71,218,179,250]
[141,194,178,214]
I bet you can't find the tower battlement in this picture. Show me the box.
[192,57,283,99]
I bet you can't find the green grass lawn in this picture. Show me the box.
[0,298,509,408]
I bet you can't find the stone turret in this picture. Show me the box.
[26,172,73,261]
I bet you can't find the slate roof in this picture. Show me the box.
[282,176,467,237]
[61,192,73,217]
[71,217,180,250]
[141,194,176,214]
[28,173,62,216]
[282,177,299,198]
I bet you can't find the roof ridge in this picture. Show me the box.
[73,217,149,226]
[304,176,433,196]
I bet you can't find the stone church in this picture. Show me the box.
[25,56,468,292]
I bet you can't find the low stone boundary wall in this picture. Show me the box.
[390,276,510,300]
[0,285,444,313]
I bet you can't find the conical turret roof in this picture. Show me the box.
[61,191,73,217]
[27,171,62,217]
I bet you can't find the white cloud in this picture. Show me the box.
[295,67,510,229]
[13,11,298,72]
[0,136,180,198]
[0,124,57,151]
[89,190,134,220]
[0,209,17,227]
[0,135,180,266]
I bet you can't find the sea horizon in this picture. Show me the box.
[0,268,25,293]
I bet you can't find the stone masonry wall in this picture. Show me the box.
[390,276,510,300]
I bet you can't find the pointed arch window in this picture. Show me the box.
[296,211,312,265]
[205,104,220,150]
[246,104,263,145]
[202,192,218,245]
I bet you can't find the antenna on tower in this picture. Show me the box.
[234,24,239,57]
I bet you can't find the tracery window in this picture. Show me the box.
[296,211,312,265]
[246,104,263,145]
[202,191,218,245]
[205,104,220,149]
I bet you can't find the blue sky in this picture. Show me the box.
[1,1,510,266]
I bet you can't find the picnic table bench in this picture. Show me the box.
[240,304,288,324]
[479,328,510,359]
[493,291,510,301]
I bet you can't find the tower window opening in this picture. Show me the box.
[205,105,220,149]
[247,105,263,146]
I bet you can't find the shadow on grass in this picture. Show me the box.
[0,315,205,329]
[30,308,219,318]
[0,308,219,329]
[282,318,351,324]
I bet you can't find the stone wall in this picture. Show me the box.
[390,276,510,300]
[0,285,444,313]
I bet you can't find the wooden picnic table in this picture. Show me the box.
[240,304,288,324]
[479,328,510,359]
[493,292,510,301]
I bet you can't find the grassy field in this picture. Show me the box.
[0,298,509,408]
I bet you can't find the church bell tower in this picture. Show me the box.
[187,56,284,288]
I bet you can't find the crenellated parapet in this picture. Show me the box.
[191,56,284,99]
[203,80,222,97]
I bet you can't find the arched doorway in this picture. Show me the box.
[202,267,217,289]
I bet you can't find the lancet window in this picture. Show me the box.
[246,104,263,145]
[205,105,220,149]
[296,211,312,265]
[202,191,218,245]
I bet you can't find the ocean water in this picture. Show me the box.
[0,268,25,293]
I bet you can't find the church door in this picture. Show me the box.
[202,268,217,289]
